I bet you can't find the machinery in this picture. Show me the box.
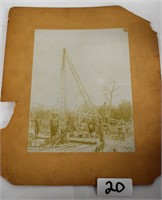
[58,48,100,141]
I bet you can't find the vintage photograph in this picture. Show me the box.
[28,29,135,152]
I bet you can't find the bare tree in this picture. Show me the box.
[104,80,119,120]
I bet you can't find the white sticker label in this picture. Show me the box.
[97,178,133,197]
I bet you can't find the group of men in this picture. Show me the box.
[33,114,59,141]
[33,114,108,151]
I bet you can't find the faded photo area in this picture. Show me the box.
[28,29,135,152]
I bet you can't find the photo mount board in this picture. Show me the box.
[0,6,161,185]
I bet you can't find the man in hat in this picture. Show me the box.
[34,115,41,138]
[50,114,59,145]
[95,117,105,152]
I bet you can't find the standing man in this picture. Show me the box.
[88,119,95,137]
[95,117,105,152]
[34,115,41,138]
[50,114,59,145]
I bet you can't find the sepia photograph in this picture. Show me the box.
[28,29,135,152]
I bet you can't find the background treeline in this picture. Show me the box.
[97,100,133,122]
[30,100,133,123]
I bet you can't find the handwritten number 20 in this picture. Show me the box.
[105,181,125,195]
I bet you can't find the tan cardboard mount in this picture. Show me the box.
[0,6,161,185]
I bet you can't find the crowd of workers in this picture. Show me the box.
[32,113,129,152]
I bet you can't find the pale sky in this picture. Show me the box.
[30,29,133,110]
